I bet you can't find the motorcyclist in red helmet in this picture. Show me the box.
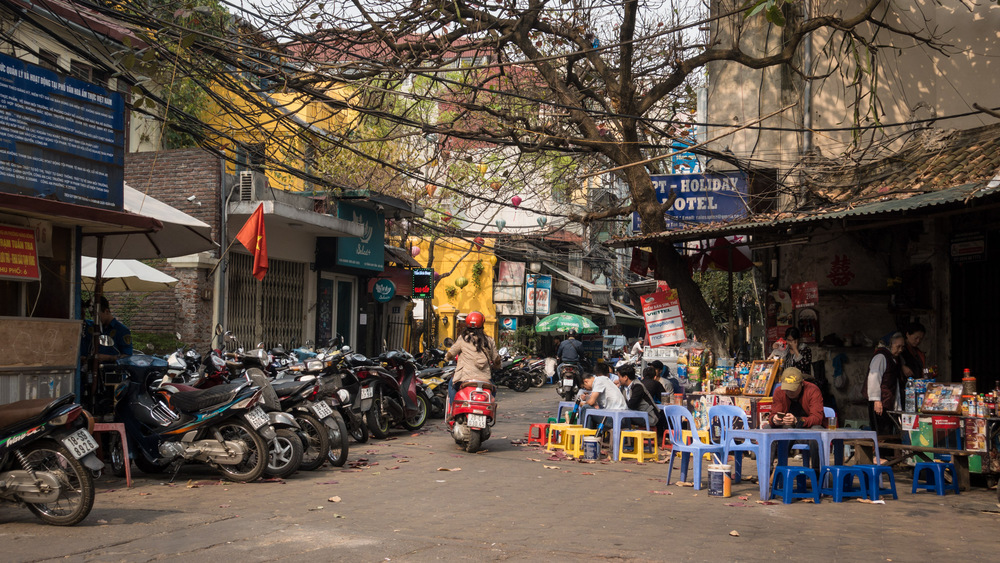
[445,311,500,402]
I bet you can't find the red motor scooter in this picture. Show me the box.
[447,380,497,453]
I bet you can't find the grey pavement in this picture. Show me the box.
[3,387,999,562]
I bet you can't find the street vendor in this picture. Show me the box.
[80,296,133,363]
[899,321,926,379]
[767,368,824,428]
[782,327,812,375]
[867,332,905,434]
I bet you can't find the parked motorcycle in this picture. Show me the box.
[0,394,102,525]
[110,350,273,482]
[367,350,429,438]
[447,380,497,453]
[270,376,349,469]
[492,348,531,392]
[526,358,547,387]
[309,349,376,443]
[417,363,453,418]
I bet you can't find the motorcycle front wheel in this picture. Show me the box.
[265,428,303,479]
[214,420,268,482]
[346,411,369,443]
[507,370,531,392]
[294,414,331,471]
[22,440,95,526]
[325,411,350,467]
[530,370,546,387]
[400,394,428,431]
[105,432,128,478]
[366,396,392,439]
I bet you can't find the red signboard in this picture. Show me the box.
[791,281,818,309]
[0,225,39,281]
[640,289,686,347]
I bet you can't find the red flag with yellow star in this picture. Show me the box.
[235,203,268,280]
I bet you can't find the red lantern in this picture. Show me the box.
[426,184,436,197]
[511,195,522,208]
[473,236,485,249]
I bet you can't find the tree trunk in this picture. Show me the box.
[625,164,725,354]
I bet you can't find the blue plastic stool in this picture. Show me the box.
[772,466,821,504]
[819,466,869,502]
[856,465,898,500]
[912,462,960,495]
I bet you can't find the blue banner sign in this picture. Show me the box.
[631,172,748,232]
[0,53,125,210]
[336,202,385,270]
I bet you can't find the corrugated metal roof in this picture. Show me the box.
[607,178,1000,247]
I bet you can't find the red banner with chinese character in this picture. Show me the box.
[0,225,39,281]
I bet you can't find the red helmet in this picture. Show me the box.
[465,311,485,328]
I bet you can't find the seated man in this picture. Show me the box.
[767,367,825,468]
[617,365,664,439]
[641,365,666,403]
[579,371,627,434]
[595,361,618,385]
[767,367,825,429]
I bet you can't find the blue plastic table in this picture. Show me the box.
[723,428,826,501]
[581,409,650,461]
[819,429,881,466]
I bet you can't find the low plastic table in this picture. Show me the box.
[723,428,826,501]
[581,409,650,461]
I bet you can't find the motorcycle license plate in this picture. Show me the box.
[424,387,434,398]
[312,400,333,419]
[360,387,374,400]
[562,378,574,388]
[61,429,99,459]
[467,414,487,429]
[245,406,269,430]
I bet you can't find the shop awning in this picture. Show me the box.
[0,191,161,234]
[605,178,1000,248]
[385,245,422,268]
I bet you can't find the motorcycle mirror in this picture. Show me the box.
[214,324,223,336]
[257,342,265,349]
[98,334,114,347]
[175,332,182,341]
[341,346,351,355]
[498,346,509,357]
[146,343,154,351]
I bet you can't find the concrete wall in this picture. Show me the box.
[707,0,1000,179]
[776,220,950,423]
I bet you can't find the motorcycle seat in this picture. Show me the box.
[0,394,75,431]
[271,379,312,398]
[457,380,496,392]
[167,382,245,413]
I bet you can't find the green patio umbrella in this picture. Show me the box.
[534,312,600,334]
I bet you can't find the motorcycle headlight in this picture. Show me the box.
[306,359,324,372]
[337,389,350,403]
[256,348,268,363]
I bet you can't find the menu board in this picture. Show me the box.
[743,359,779,397]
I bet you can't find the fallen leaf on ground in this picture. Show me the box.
[675,481,693,487]
[729,530,740,537]
[404,442,418,445]
[219,504,230,508]
[623,469,634,473]
[328,496,342,503]
[527,458,541,462]
[97,519,108,524]
[332,514,346,519]
[308,506,324,511]
[138,492,152,496]
[341,469,363,473]
[387,466,400,470]
[755,500,779,505]
[581,472,595,475]
[724,502,751,507]
[739,495,751,501]
[436,467,462,471]
[650,490,673,495]
[316,481,339,485]
[543,465,560,470]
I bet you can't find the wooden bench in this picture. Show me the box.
[846,439,971,491]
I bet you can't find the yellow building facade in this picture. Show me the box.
[411,236,498,344]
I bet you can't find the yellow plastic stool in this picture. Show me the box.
[619,430,659,463]
[564,427,598,458]
[546,423,580,451]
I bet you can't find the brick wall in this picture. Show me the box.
[122,149,222,353]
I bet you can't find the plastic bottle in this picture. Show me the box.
[905,379,916,412]
[961,397,970,417]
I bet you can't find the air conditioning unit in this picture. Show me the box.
[237,170,268,202]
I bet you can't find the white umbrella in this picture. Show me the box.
[79,184,217,259]
[81,256,179,292]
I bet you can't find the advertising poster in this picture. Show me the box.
[0,225,39,281]
[525,274,552,316]
[791,281,819,309]
[640,289,685,347]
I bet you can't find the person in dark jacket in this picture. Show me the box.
[768,368,825,428]
[617,365,665,440]
[867,332,905,435]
